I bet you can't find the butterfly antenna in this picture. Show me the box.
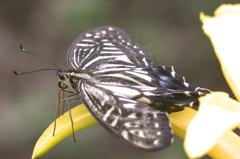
[13,69,59,75]
[19,45,61,70]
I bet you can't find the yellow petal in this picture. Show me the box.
[170,107,197,139]
[184,92,240,158]
[200,4,240,101]
[32,104,98,159]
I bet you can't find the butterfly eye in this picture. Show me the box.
[58,72,66,81]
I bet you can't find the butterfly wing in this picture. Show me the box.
[93,66,211,91]
[67,26,152,71]
[76,80,173,150]
[92,66,210,111]
[94,84,207,113]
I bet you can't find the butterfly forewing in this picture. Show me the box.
[77,80,173,150]
[67,26,152,71]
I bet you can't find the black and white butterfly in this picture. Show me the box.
[16,26,210,151]
[55,26,210,151]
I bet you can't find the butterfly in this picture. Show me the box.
[17,26,210,151]
[55,26,210,151]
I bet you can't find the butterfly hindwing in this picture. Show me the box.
[77,80,173,150]
[67,26,152,71]
[94,84,204,113]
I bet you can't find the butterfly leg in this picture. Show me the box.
[67,98,80,143]
[53,87,80,142]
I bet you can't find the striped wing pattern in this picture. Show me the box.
[67,26,152,70]
[93,66,209,91]
[63,26,210,150]
[77,80,173,150]
[95,84,202,113]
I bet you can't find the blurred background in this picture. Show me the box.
[1,0,239,159]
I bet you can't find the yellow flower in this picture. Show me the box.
[184,4,240,158]
[32,4,240,159]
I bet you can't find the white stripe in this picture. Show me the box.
[190,102,194,107]
[98,73,147,86]
[108,27,114,31]
[77,48,81,66]
[103,43,114,46]
[96,85,140,98]
[77,43,94,47]
[115,55,133,64]
[100,51,123,54]
[82,56,114,69]
[127,113,137,118]
[137,97,151,104]
[102,107,115,121]
[142,58,148,66]
[103,47,119,50]
[103,64,135,68]
[133,70,148,74]
[119,97,137,103]
[97,64,135,69]
[111,118,119,127]
[126,71,152,82]
[134,68,143,70]
[124,122,139,128]
[143,92,155,96]
[139,50,144,54]
[121,130,129,140]
[79,48,95,65]
[133,86,157,91]
[94,68,131,73]
[137,131,145,138]
[184,82,189,87]
[73,48,78,68]
[154,139,159,145]
[81,39,94,42]
[171,71,176,77]
[101,39,108,42]
[133,45,138,49]
[101,30,106,34]
[184,91,191,96]
[74,73,92,79]
[153,113,158,118]
[123,104,135,108]
[85,33,92,37]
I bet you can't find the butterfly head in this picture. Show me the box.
[57,70,76,93]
